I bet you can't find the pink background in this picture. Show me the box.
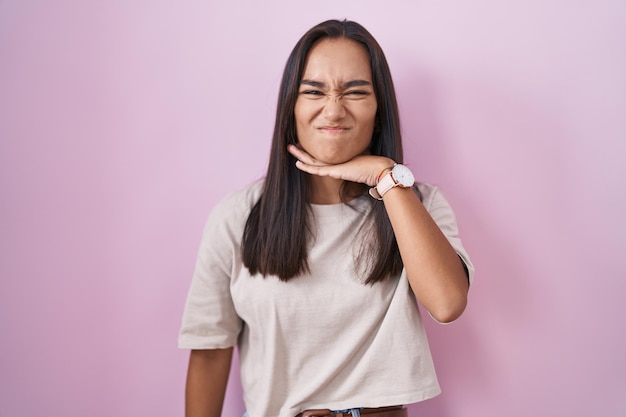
[1,1,625,416]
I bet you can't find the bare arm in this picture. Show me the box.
[185,348,234,417]
[382,185,468,323]
[287,145,469,323]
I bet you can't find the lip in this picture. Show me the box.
[318,126,350,134]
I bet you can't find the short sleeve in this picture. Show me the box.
[178,196,245,349]
[418,184,475,285]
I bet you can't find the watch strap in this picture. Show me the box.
[369,164,415,200]
[376,170,398,198]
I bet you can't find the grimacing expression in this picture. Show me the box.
[294,38,378,165]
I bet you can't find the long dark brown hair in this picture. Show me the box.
[242,19,412,284]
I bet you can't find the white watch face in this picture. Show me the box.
[392,164,415,187]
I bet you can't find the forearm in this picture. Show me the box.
[284,147,469,320]
[383,186,468,323]
[185,348,234,417]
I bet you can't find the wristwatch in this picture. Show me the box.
[369,164,415,200]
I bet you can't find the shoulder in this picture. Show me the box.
[213,179,264,214]
[203,179,264,235]
[415,182,444,211]
[415,182,459,225]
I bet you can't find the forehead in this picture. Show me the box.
[301,38,372,81]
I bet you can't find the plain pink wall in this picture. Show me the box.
[1,1,625,416]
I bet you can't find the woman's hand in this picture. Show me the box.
[287,144,394,186]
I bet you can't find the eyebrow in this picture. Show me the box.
[300,79,372,89]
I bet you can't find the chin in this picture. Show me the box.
[312,148,359,164]
[318,155,352,165]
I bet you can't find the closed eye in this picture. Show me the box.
[300,90,324,96]
[343,90,372,99]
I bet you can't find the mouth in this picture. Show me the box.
[318,126,350,134]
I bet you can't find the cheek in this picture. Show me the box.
[294,101,311,130]
[294,100,321,145]
[355,100,377,126]
[360,106,378,134]
[367,103,378,125]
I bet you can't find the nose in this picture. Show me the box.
[322,96,346,120]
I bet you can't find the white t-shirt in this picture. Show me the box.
[179,180,474,417]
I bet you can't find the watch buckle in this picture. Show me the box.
[368,187,383,200]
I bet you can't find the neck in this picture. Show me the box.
[307,176,366,204]
[307,175,344,204]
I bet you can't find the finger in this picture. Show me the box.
[287,144,309,161]
[294,160,328,176]
[295,160,350,181]
[287,145,325,167]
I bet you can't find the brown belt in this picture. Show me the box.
[297,405,406,417]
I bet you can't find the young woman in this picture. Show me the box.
[179,19,474,417]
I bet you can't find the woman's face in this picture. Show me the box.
[294,38,378,165]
